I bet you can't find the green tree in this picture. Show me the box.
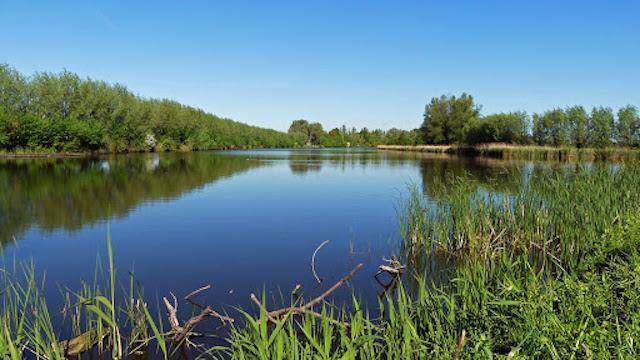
[531,113,548,145]
[542,108,570,146]
[589,107,614,147]
[465,112,528,144]
[287,120,325,146]
[421,93,480,144]
[566,106,589,148]
[0,64,27,112]
[321,128,346,147]
[616,105,640,147]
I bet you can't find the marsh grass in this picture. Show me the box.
[224,164,640,359]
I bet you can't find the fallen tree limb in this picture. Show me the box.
[262,263,363,319]
[250,292,349,327]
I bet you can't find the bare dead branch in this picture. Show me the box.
[163,295,181,331]
[250,293,279,324]
[162,288,234,344]
[184,285,211,301]
[268,263,363,318]
[311,240,330,284]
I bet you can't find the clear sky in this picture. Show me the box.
[1,1,638,131]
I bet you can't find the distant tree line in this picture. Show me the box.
[0,64,297,152]
[0,64,421,153]
[421,94,640,147]
[4,64,636,153]
[287,120,420,147]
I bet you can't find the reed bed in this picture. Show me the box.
[378,143,640,161]
[226,164,640,359]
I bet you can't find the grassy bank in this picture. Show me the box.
[378,143,640,161]
[2,165,640,358]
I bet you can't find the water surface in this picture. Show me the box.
[0,149,531,320]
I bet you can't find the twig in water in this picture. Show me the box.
[162,288,234,344]
[311,240,330,284]
[375,256,405,277]
[185,285,211,301]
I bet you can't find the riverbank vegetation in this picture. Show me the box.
[287,119,420,148]
[378,143,640,161]
[419,93,640,148]
[0,64,297,153]
[1,163,639,358]
[0,64,420,155]
[4,64,638,156]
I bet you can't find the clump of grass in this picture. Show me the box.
[401,164,640,270]
[0,231,167,359]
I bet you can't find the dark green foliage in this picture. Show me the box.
[383,128,421,146]
[421,93,639,149]
[318,125,420,147]
[421,93,480,144]
[531,113,545,145]
[567,105,589,148]
[531,108,570,146]
[288,119,326,146]
[0,64,298,152]
[545,108,571,146]
[616,105,640,147]
[464,111,528,144]
[589,106,615,147]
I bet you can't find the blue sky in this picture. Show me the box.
[1,1,638,131]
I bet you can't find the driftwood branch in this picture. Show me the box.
[375,257,405,277]
[163,293,181,330]
[185,285,211,301]
[250,294,350,328]
[251,263,363,326]
[311,240,330,284]
[162,287,233,344]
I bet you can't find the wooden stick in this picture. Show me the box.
[162,288,234,344]
[250,293,279,324]
[250,293,349,327]
[184,285,211,301]
[311,240,330,284]
[268,263,363,318]
[163,294,181,331]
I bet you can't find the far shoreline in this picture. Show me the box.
[3,143,640,161]
[377,143,640,161]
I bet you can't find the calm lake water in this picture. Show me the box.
[0,148,533,324]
